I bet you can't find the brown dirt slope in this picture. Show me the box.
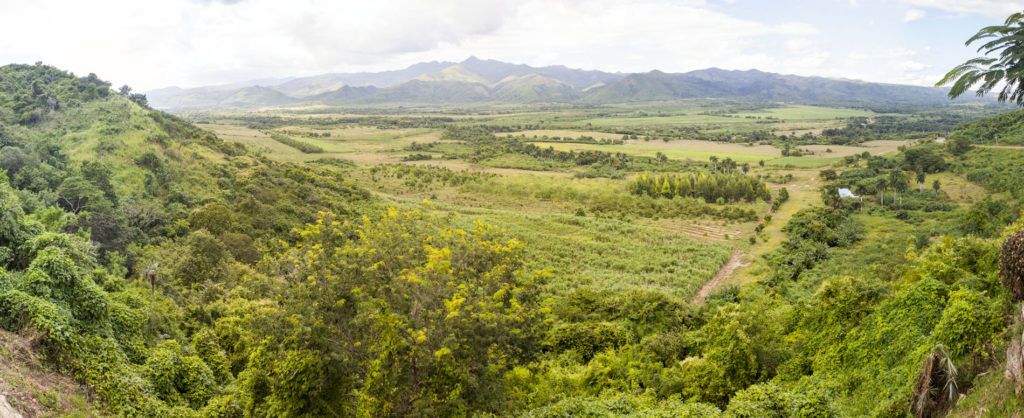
[0,329,102,417]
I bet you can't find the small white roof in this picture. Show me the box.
[838,188,858,198]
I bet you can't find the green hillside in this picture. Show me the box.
[949,108,1024,145]
[493,73,581,102]
[2,62,1024,417]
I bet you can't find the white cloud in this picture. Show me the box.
[0,0,823,90]
[0,0,987,90]
[903,8,926,22]
[898,60,931,72]
[902,0,1024,19]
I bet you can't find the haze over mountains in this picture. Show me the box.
[147,57,969,110]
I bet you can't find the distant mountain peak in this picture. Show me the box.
[415,64,490,85]
[145,58,978,110]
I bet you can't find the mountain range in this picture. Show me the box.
[146,57,971,110]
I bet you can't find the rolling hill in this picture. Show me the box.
[146,58,977,110]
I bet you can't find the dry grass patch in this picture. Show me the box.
[0,330,100,417]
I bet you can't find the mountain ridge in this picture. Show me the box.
[146,58,978,110]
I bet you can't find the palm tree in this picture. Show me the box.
[917,171,926,193]
[890,170,907,206]
[876,177,888,206]
[854,183,869,210]
[938,12,1024,105]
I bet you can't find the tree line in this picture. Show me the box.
[629,172,772,203]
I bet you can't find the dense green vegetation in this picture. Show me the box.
[3,60,1024,417]
[949,108,1024,145]
[630,172,771,203]
[267,133,324,153]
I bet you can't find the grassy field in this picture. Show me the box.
[507,129,628,141]
[200,104,955,301]
[733,168,822,285]
[529,140,777,163]
[527,138,911,168]
[388,197,734,300]
[797,139,915,157]
[572,105,877,132]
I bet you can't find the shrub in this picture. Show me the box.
[550,321,631,361]
[932,289,1002,358]
[173,230,232,286]
[144,340,218,409]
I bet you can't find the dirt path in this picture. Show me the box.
[691,249,749,305]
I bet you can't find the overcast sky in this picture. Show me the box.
[2,0,1022,91]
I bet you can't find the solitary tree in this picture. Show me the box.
[938,12,1024,105]
[917,171,926,193]
[855,183,870,211]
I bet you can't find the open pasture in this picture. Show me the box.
[412,200,735,300]
[797,139,915,157]
[505,129,626,141]
[205,123,353,162]
[530,139,779,163]
[574,105,876,132]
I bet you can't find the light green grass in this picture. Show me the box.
[764,156,841,168]
[408,200,733,300]
[531,141,777,163]
[575,105,875,130]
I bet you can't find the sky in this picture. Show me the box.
[1,0,1022,91]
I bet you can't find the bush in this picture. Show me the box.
[173,230,232,286]
[550,321,631,361]
[188,203,233,235]
[932,288,1002,358]
[144,340,218,408]
[724,382,834,418]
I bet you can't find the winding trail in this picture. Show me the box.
[691,250,749,305]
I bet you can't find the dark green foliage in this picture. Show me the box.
[961,197,1016,237]
[938,12,1024,105]
[187,202,232,235]
[550,322,631,361]
[772,187,789,212]
[902,145,948,173]
[440,127,665,175]
[401,152,433,161]
[950,108,1024,145]
[228,210,550,416]
[630,172,771,203]
[1,63,1021,417]
[724,382,835,418]
[1000,230,1024,301]
[0,177,43,267]
[962,148,1024,200]
[766,206,862,283]
[0,64,110,125]
[932,289,1002,357]
[519,394,721,417]
[144,340,217,408]
[268,133,324,153]
[173,229,232,286]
